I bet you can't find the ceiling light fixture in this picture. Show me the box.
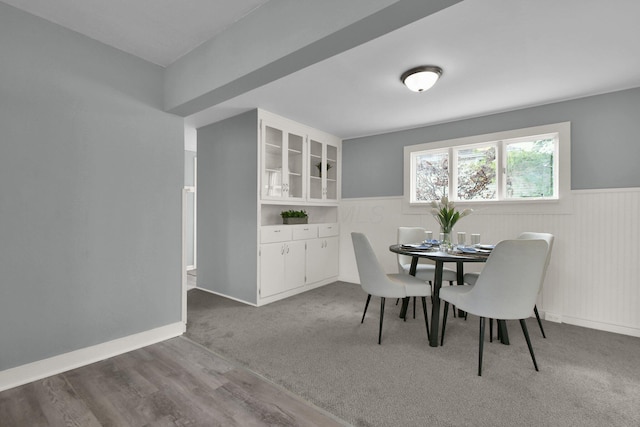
[401,66,443,92]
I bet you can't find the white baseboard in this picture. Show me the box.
[543,311,563,323]
[0,322,185,392]
[561,315,640,338]
[194,286,258,306]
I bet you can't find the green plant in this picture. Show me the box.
[430,196,472,233]
[280,209,308,218]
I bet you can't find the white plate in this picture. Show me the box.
[475,244,495,250]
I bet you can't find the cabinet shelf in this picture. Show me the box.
[265,142,282,150]
[288,148,302,154]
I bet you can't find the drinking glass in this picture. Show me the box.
[457,232,466,247]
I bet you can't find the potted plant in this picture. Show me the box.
[281,209,308,225]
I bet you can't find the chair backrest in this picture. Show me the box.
[351,232,405,298]
[397,227,427,273]
[517,232,554,291]
[461,239,549,320]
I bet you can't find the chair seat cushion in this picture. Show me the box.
[399,263,458,282]
[388,274,431,297]
[463,272,479,285]
[438,284,473,310]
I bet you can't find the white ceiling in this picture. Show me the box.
[4,0,640,140]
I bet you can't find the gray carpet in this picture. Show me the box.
[186,282,640,427]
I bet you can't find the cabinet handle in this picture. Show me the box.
[281,245,285,255]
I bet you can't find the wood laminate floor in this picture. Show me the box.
[0,337,347,427]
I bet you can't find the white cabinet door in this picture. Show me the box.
[261,117,306,202]
[323,237,339,278]
[260,242,286,298]
[308,136,340,203]
[284,240,306,290]
[260,241,307,298]
[306,236,339,284]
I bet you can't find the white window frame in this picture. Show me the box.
[403,122,571,215]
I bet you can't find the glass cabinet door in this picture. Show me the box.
[286,131,304,199]
[262,125,284,198]
[325,143,338,201]
[309,139,324,201]
[262,121,305,201]
[308,138,339,202]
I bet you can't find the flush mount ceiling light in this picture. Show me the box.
[401,66,443,92]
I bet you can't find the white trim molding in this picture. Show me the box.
[0,322,185,392]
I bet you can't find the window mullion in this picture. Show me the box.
[496,142,504,200]
[449,147,456,201]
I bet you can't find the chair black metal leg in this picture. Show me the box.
[534,305,546,338]
[421,297,430,342]
[478,317,486,376]
[395,298,399,305]
[441,301,449,346]
[520,319,539,371]
[450,282,457,318]
[401,297,410,321]
[361,294,372,323]
[489,318,493,343]
[413,297,416,319]
[378,298,386,345]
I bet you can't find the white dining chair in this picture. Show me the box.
[439,239,549,375]
[397,227,458,318]
[463,232,554,338]
[351,232,431,344]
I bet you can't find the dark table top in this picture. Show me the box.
[388,244,489,263]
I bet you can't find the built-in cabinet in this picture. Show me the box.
[257,110,341,305]
[259,223,339,301]
[196,109,340,307]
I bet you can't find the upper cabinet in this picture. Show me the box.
[260,110,340,204]
[308,133,340,203]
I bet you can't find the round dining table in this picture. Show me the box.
[388,244,493,347]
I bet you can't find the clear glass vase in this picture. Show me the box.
[440,227,453,250]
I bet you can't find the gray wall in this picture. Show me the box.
[0,4,184,370]
[342,87,640,197]
[197,111,258,304]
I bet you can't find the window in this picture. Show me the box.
[404,122,570,211]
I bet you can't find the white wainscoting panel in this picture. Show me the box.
[339,189,640,338]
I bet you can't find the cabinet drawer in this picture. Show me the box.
[318,223,339,237]
[261,226,293,243]
[292,224,318,240]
